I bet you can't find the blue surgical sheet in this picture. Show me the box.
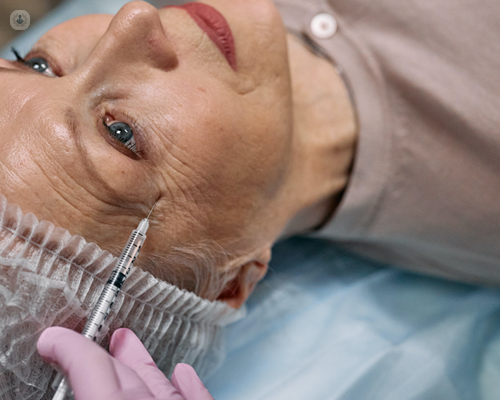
[207,238,500,400]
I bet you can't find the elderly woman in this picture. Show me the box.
[0,0,357,306]
[1,0,499,398]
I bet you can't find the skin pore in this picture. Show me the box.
[0,0,356,308]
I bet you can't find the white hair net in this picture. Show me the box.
[0,195,243,400]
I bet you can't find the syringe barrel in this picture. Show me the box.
[50,218,150,400]
[115,227,147,276]
[80,226,147,340]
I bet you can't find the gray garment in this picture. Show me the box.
[274,0,500,285]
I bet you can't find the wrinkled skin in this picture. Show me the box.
[0,1,356,306]
[0,1,294,298]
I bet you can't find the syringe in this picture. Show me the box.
[51,203,157,400]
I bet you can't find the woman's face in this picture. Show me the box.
[0,1,293,274]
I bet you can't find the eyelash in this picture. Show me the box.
[11,47,57,77]
[101,114,144,157]
[11,47,145,158]
[11,47,24,62]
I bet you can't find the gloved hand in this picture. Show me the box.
[37,327,215,400]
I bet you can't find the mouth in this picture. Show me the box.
[167,2,237,71]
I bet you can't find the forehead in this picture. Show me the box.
[34,14,110,68]
[46,14,113,37]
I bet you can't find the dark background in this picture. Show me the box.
[1,0,64,49]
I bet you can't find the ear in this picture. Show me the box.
[217,255,269,309]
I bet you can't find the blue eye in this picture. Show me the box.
[10,48,57,77]
[103,120,138,154]
[24,57,56,77]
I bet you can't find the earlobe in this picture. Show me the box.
[217,260,268,309]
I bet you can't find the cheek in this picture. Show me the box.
[208,0,289,76]
[163,90,290,214]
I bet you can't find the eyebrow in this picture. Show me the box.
[0,66,31,75]
[64,108,120,197]
[65,108,83,148]
[65,108,93,169]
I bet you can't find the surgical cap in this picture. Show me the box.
[0,194,242,400]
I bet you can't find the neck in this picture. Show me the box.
[280,33,358,238]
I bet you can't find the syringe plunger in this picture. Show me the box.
[50,214,153,400]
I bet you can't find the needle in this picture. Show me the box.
[147,200,158,221]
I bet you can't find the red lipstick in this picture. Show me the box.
[166,2,237,70]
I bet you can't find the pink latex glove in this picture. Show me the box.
[37,327,215,400]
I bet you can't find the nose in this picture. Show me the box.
[75,1,178,84]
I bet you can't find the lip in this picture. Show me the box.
[166,2,237,71]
